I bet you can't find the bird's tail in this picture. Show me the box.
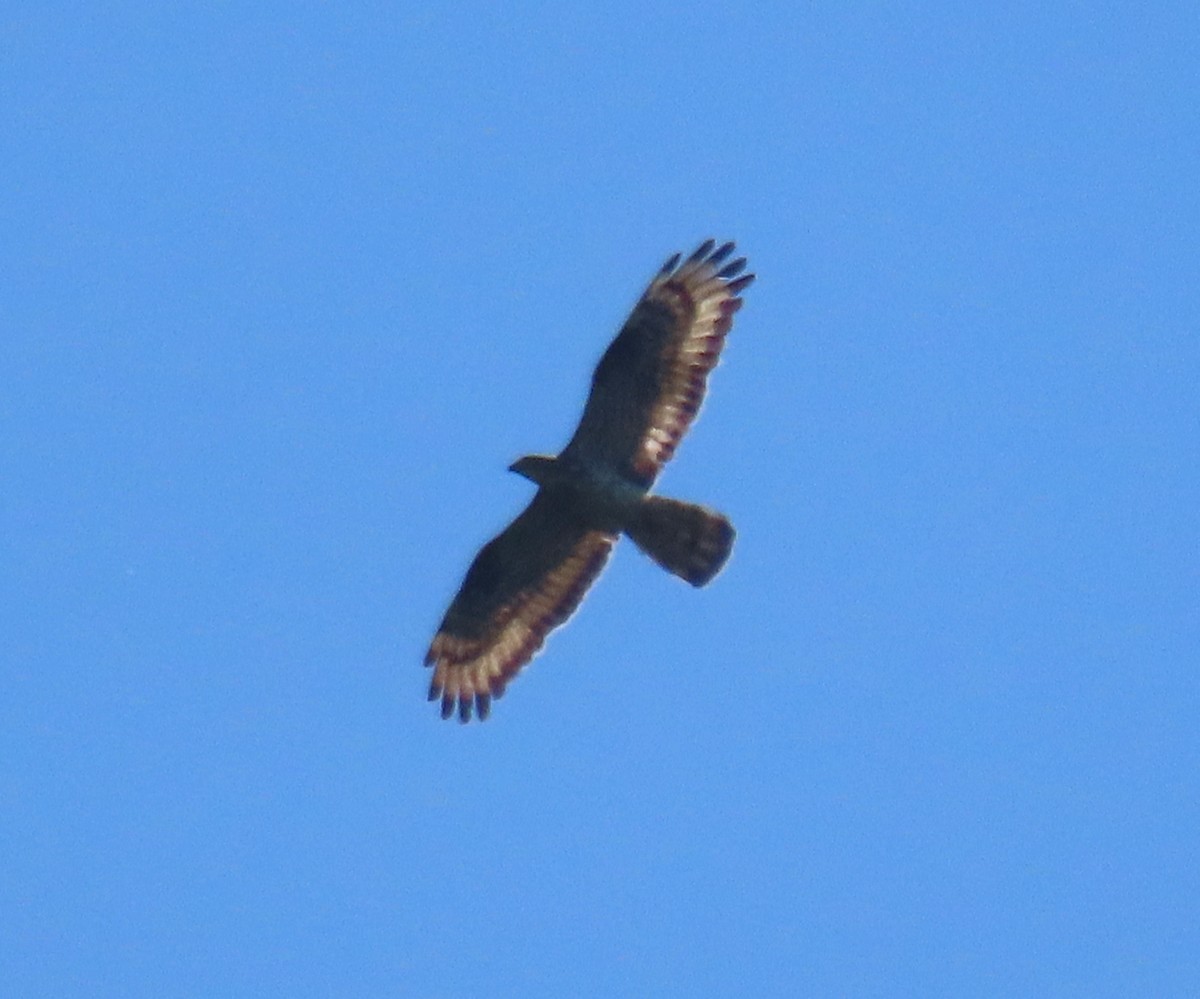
[625,496,734,587]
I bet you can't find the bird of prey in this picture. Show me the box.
[424,239,754,722]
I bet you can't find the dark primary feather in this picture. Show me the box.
[562,240,754,486]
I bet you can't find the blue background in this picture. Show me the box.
[4,4,1197,995]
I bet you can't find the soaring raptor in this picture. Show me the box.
[425,240,754,722]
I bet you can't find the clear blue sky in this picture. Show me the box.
[3,4,1197,996]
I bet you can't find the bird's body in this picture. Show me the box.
[425,240,754,721]
[511,453,647,527]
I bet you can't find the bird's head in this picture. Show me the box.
[508,454,558,485]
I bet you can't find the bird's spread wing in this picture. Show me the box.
[562,239,754,486]
[424,490,616,722]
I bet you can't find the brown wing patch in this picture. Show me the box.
[424,492,615,722]
[632,240,753,480]
[562,240,754,485]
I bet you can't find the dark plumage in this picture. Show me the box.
[424,241,754,721]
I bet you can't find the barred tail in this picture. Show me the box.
[625,496,734,587]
